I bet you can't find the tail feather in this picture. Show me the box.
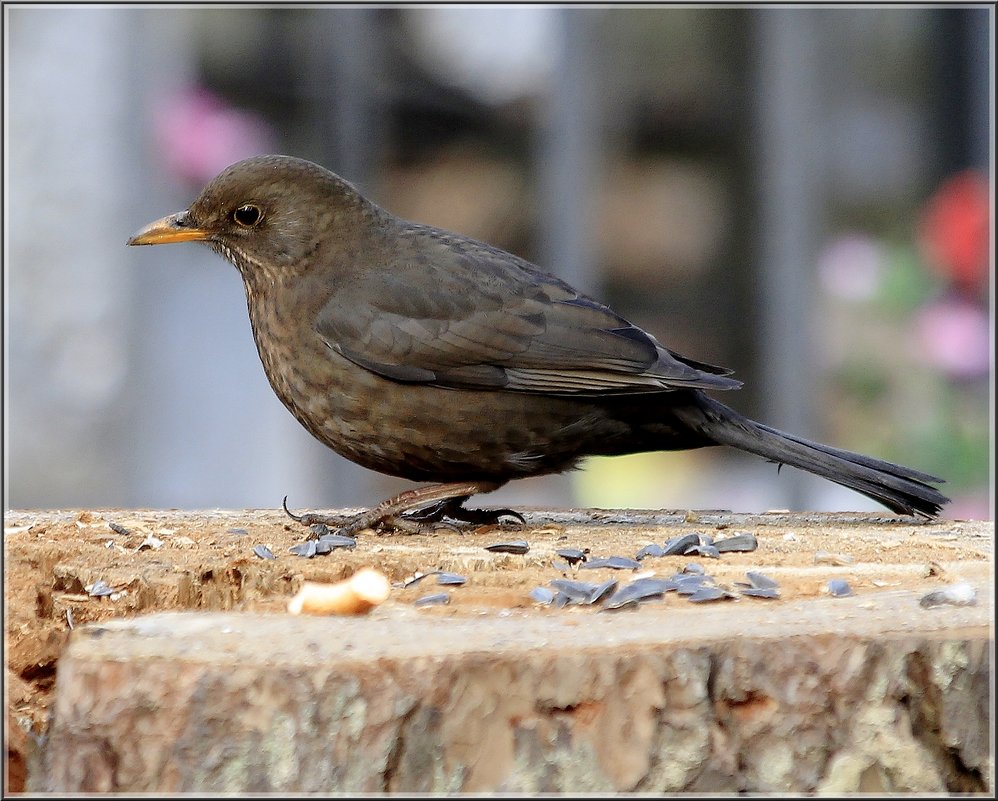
[685,397,949,519]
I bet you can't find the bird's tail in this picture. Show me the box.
[679,396,949,518]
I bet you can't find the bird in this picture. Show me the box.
[127,154,948,532]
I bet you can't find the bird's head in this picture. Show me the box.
[127,154,379,282]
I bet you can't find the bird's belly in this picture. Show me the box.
[255,334,631,482]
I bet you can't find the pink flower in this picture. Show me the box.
[154,86,276,186]
[917,294,990,380]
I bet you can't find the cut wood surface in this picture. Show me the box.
[4,507,993,793]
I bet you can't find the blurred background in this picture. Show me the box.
[5,5,993,519]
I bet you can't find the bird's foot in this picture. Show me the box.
[282,480,516,537]
[282,499,404,538]
[282,496,349,532]
[404,497,526,526]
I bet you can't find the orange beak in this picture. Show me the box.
[127,212,211,246]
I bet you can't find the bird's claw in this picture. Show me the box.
[282,496,349,530]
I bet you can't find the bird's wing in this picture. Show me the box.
[314,227,741,395]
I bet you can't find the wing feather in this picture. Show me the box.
[315,223,741,395]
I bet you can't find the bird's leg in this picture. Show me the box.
[283,480,518,536]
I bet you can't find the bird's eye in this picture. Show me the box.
[233,204,263,227]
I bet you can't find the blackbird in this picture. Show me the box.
[128,154,948,530]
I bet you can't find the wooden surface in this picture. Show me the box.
[4,507,993,793]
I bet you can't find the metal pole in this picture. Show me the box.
[538,9,605,296]
[752,9,824,510]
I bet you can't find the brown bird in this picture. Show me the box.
[128,154,948,531]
